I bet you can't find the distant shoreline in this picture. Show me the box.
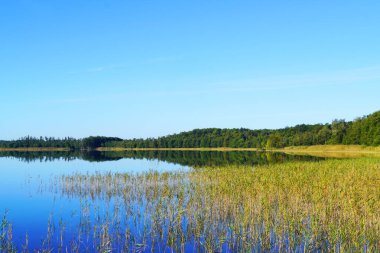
[96,147,261,151]
[0,147,70,151]
[279,145,380,153]
[97,145,380,154]
[1,145,380,154]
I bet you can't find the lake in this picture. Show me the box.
[1,151,378,252]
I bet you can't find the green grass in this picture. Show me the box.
[59,158,380,251]
[278,145,380,158]
[281,144,380,152]
[2,158,380,252]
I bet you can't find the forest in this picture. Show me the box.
[1,110,379,149]
[0,136,121,150]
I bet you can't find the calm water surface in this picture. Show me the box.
[0,151,323,251]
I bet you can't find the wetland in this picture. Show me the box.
[0,151,379,252]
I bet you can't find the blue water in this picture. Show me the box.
[0,151,325,251]
[0,156,189,250]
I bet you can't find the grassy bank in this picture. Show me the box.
[282,145,380,152]
[277,145,380,158]
[2,145,380,157]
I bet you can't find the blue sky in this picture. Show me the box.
[1,1,380,139]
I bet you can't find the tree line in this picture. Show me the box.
[1,110,379,149]
[0,136,122,150]
[105,110,380,148]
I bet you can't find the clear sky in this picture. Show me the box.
[1,1,380,139]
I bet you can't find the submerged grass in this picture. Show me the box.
[2,159,380,252]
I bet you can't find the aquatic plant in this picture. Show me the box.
[3,159,380,252]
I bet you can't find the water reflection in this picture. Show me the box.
[0,150,323,166]
[2,158,378,252]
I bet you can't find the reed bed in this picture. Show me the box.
[1,159,380,252]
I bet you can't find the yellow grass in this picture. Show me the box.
[282,145,380,152]
[277,145,380,158]
[53,158,380,251]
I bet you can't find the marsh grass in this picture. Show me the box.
[2,159,380,252]
[0,211,16,253]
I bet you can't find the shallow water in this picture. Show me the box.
[0,151,324,251]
